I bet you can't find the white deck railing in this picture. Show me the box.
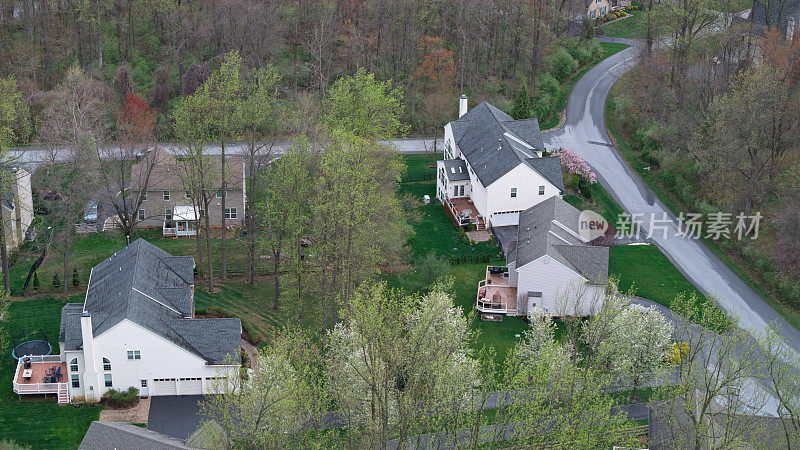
[13,355,67,395]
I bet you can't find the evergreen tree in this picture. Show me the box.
[72,267,79,289]
[52,272,61,290]
[511,77,532,119]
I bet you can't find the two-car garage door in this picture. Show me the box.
[151,378,204,395]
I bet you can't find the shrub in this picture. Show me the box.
[532,93,554,119]
[511,78,532,119]
[72,267,79,289]
[536,72,561,98]
[572,46,593,66]
[583,39,604,61]
[101,387,140,408]
[52,272,60,290]
[32,271,39,293]
[548,46,579,81]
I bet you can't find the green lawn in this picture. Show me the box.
[609,244,707,309]
[539,42,630,130]
[599,10,647,38]
[1,296,101,449]
[400,181,500,262]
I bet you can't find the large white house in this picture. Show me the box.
[12,239,241,404]
[477,197,609,319]
[436,97,564,230]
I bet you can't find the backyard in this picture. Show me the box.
[1,296,101,450]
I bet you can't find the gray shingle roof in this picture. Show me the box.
[61,239,240,365]
[524,156,565,192]
[448,102,563,189]
[514,197,608,284]
[79,421,190,449]
[443,159,470,182]
[59,303,84,351]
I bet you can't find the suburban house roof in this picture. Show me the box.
[443,159,471,182]
[524,156,566,192]
[59,239,241,365]
[130,146,244,192]
[512,196,609,283]
[79,421,190,449]
[751,0,800,30]
[448,102,562,189]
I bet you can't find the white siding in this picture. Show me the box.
[515,255,603,316]
[444,123,458,159]
[485,164,560,226]
[464,159,488,219]
[85,319,236,398]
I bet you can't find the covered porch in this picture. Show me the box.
[163,206,198,237]
[12,355,69,404]
[476,265,517,316]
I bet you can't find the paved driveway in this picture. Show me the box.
[147,395,207,440]
[543,37,800,360]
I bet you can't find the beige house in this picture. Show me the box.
[2,167,33,251]
[130,147,245,237]
[585,0,631,19]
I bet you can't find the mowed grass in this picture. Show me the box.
[599,10,650,39]
[1,296,101,450]
[399,181,500,261]
[562,181,625,226]
[609,244,706,309]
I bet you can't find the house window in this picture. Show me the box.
[590,9,596,18]
[216,190,226,198]
[511,188,517,198]
[102,358,111,371]
[162,190,170,201]
[141,192,147,201]
[224,208,238,219]
[70,358,78,372]
[104,374,113,387]
[199,208,206,218]
[601,5,607,15]
[164,209,173,221]
[137,209,145,221]
[141,380,148,388]
[185,190,192,198]
[538,185,545,195]
[127,350,141,360]
[71,374,80,388]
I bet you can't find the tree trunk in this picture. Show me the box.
[62,202,72,299]
[220,142,227,281]
[204,203,214,291]
[273,249,280,310]
[0,210,9,294]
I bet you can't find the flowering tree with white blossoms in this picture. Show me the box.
[557,148,598,184]
[604,303,673,401]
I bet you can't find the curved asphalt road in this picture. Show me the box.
[543,37,800,356]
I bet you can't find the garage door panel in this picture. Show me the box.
[153,378,177,396]
[179,378,203,395]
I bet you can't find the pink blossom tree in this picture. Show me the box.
[557,148,597,183]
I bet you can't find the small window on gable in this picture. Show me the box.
[538,185,545,195]
[511,188,517,198]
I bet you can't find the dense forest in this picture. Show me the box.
[0,0,606,142]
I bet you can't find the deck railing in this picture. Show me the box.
[12,355,67,395]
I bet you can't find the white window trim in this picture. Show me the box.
[162,190,170,201]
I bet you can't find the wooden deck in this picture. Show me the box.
[14,361,67,386]
[443,196,486,230]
